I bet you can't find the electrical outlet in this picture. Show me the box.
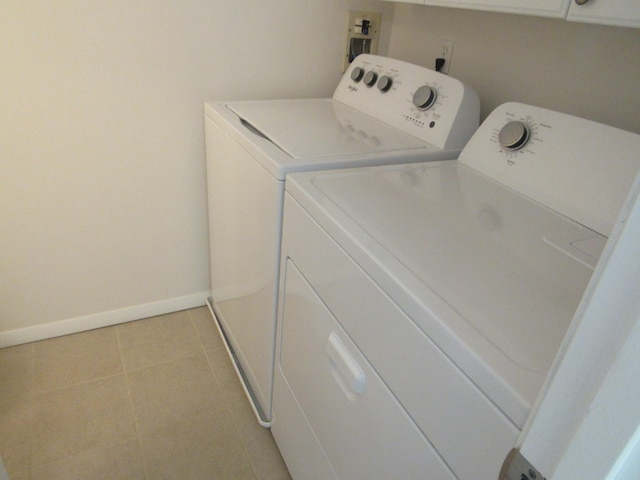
[438,39,455,74]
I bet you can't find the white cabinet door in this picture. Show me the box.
[424,0,570,18]
[567,0,640,28]
[390,0,639,28]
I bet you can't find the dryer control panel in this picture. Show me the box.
[458,102,640,237]
[333,54,479,151]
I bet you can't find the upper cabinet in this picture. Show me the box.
[423,0,569,19]
[567,0,640,28]
[386,0,640,28]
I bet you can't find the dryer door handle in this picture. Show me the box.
[326,332,366,398]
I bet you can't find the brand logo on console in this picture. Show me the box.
[348,85,358,92]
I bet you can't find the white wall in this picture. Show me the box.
[387,5,640,134]
[0,0,394,346]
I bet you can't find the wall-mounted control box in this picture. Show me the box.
[343,11,381,72]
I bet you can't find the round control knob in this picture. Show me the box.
[412,85,437,110]
[363,71,378,87]
[350,67,364,83]
[377,75,393,92]
[498,121,531,151]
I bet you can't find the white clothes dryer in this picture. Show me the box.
[204,54,479,425]
[272,103,640,479]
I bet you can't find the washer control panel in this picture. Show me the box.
[458,102,640,237]
[333,54,479,150]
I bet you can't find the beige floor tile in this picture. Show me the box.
[205,343,241,393]
[126,354,224,437]
[214,372,290,480]
[0,394,31,475]
[117,311,203,371]
[262,473,293,480]
[189,306,225,352]
[204,339,232,371]
[31,375,136,466]
[30,438,144,480]
[139,412,256,480]
[0,385,32,473]
[244,432,290,480]
[0,344,33,474]
[5,468,29,480]
[226,393,255,427]
[32,327,122,394]
[223,385,264,441]
[0,344,33,391]
[0,307,290,480]
[207,349,285,479]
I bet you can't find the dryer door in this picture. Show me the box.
[273,259,455,480]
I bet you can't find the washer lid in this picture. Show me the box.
[286,161,603,427]
[227,99,428,159]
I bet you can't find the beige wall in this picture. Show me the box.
[0,1,394,344]
[388,4,640,134]
[5,1,636,344]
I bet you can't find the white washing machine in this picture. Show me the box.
[272,102,640,479]
[204,54,479,425]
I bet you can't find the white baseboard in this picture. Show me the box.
[0,291,209,348]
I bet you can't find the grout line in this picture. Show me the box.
[116,309,207,374]
[122,352,208,376]
[187,307,208,355]
[29,326,124,397]
[31,371,125,396]
[114,322,148,480]
[27,342,35,476]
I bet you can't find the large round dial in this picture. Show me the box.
[412,85,437,110]
[498,121,531,151]
[363,71,378,87]
[350,67,364,82]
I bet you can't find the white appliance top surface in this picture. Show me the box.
[286,161,603,426]
[459,103,640,237]
[204,54,480,180]
[227,99,428,159]
[207,99,452,181]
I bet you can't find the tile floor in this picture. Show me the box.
[0,307,291,480]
